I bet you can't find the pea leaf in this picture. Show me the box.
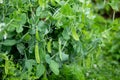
[17,43,25,55]
[47,40,52,53]
[25,59,36,71]
[51,0,56,6]
[49,60,59,75]
[0,53,8,60]
[36,64,45,78]
[16,25,23,33]
[7,22,17,32]
[1,40,17,46]
[61,52,69,61]
[23,33,31,42]
[62,27,70,40]
[20,13,26,24]
[45,54,51,64]
[38,21,48,34]
[61,4,74,16]
[38,0,46,9]
[109,0,120,11]
[36,7,42,16]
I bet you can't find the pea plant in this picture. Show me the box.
[0,0,119,80]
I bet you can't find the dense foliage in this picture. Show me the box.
[0,0,120,80]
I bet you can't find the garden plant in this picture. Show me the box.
[0,0,120,80]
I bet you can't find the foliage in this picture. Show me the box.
[0,0,120,80]
[48,64,85,80]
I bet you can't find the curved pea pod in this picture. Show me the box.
[5,60,9,74]
[58,39,62,60]
[35,42,40,63]
[71,28,79,41]
[47,39,52,53]
[36,29,40,41]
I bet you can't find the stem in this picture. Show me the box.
[51,53,57,59]
[24,52,28,60]
[6,19,14,27]
[62,41,67,51]
[103,0,106,5]
[113,10,115,22]
[59,38,62,60]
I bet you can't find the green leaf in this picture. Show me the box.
[45,54,51,64]
[36,7,42,16]
[16,25,23,33]
[109,0,120,11]
[36,64,45,78]
[28,41,34,53]
[51,0,56,6]
[0,32,4,40]
[25,59,36,71]
[49,60,59,75]
[23,33,31,42]
[62,28,70,40]
[39,47,46,62]
[20,13,26,24]
[61,4,73,16]
[61,52,69,61]
[47,39,52,53]
[38,0,46,9]
[1,40,17,46]
[17,13,27,24]
[7,22,17,32]
[0,53,8,60]
[17,43,25,55]
[38,21,48,34]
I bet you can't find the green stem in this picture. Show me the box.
[113,10,115,22]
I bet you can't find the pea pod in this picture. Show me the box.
[36,29,40,41]
[58,39,62,60]
[47,39,52,53]
[71,28,79,41]
[5,60,9,74]
[35,42,40,63]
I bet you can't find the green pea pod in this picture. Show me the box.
[35,42,40,63]
[59,39,62,60]
[47,40,52,53]
[36,29,40,41]
[72,28,79,41]
[5,60,9,74]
